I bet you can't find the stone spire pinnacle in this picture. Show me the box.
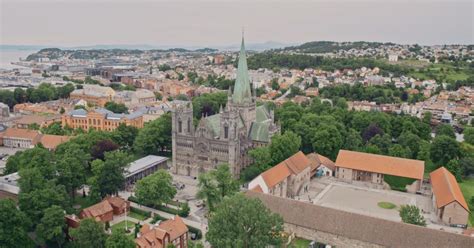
[232,34,252,104]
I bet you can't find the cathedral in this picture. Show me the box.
[171,36,279,178]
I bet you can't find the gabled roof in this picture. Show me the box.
[430,167,469,212]
[158,215,188,241]
[232,36,252,104]
[261,151,310,188]
[335,150,424,180]
[81,200,113,218]
[2,128,41,141]
[306,153,336,172]
[261,161,291,189]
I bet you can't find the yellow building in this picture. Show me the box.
[62,108,143,131]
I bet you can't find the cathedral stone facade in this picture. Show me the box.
[171,37,279,177]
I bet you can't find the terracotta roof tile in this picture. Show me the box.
[261,161,291,189]
[39,134,70,150]
[158,215,188,241]
[284,151,311,174]
[3,128,41,141]
[81,200,113,218]
[336,150,424,180]
[306,153,336,172]
[251,185,263,193]
[430,167,469,211]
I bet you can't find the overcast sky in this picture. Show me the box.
[1,0,473,47]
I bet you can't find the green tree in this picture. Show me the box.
[89,151,131,198]
[197,173,220,211]
[135,169,177,207]
[436,124,456,139]
[459,156,474,177]
[269,131,301,164]
[211,164,239,198]
[445,160,463,182]
[397,131,421,158]
[464,127,474,145]
[388,144,411,158]
[0,199,33,248]
[55,143,90,198]
[207,194,283,248]
[112,123,139,148]
[312,125,343,160]
[430,135,460,166]
[104,102,128,114]
[106,229,135,248]
[35,205,66,247]
[70,218,107,248]
[133,113,172,156]
[399,205,426,226]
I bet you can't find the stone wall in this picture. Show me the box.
[284,223,383,248]
[442,201,469,226]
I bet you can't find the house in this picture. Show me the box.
[1,128,42,148]
[335,150,424,193]
[79,196,130,223]
[430,167,469,226]
[306,153,336,177]
[124,155,169,185]
[135,215,189,248]
[248,151,311,198]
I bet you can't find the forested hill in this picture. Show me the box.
[279,41,395,53]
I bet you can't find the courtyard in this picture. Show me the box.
[312,182,419,222]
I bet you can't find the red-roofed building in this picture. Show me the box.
[79,196,130,223]
[135,215,189,248]
[430,167,469,226]
[248,151,311,198]
[335,150,425,193]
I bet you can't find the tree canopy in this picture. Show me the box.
[135,169,177,207]
[207,194,284,248]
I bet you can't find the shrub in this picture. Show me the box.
[130,206,151,218]
[179,203,190,217]
[187,225,202,240]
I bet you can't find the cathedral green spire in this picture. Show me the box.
[232,35,252,104]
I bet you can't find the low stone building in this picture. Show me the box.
[430,167,470,226]
[335,150,424,193]
[135,215,189,248]
[246,191,474,248]
[1,128,42,148]
[248,151,311,198]
[79,196,130,223]
[124,155,169,185]
[306,153,336,177]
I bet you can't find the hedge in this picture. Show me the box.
[130,206,151,218]
[128,196,189,217]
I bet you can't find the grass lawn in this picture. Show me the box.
[459,178,474,226]
[111,220,137,234]
[289,237,312,248]
[384,175,415,192]
[72,196,98,211]
[378,201,397,209]
[128,211,148,221]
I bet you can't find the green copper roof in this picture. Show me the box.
[249,121,270,142]
[232,37,252,104]
[256,105,271,123]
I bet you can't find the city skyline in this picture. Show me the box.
[1,0,473,47]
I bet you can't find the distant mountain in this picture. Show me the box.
[1,41,294,53]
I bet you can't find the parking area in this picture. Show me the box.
[0,147,25,174]
[313,183,417,222]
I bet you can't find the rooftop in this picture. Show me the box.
[335,150,425,180]
[125,155,168,177]
[430,167,469,211]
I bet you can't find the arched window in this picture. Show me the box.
[187,118,191,133]
[178,120,182,133]
[224,125,229,139]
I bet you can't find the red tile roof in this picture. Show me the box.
[3,128,41,141]
[39,134,70,150]
[336,150,424,180]
[430,167,469,211]
[80,200,113,219]
[261,151,311,188]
